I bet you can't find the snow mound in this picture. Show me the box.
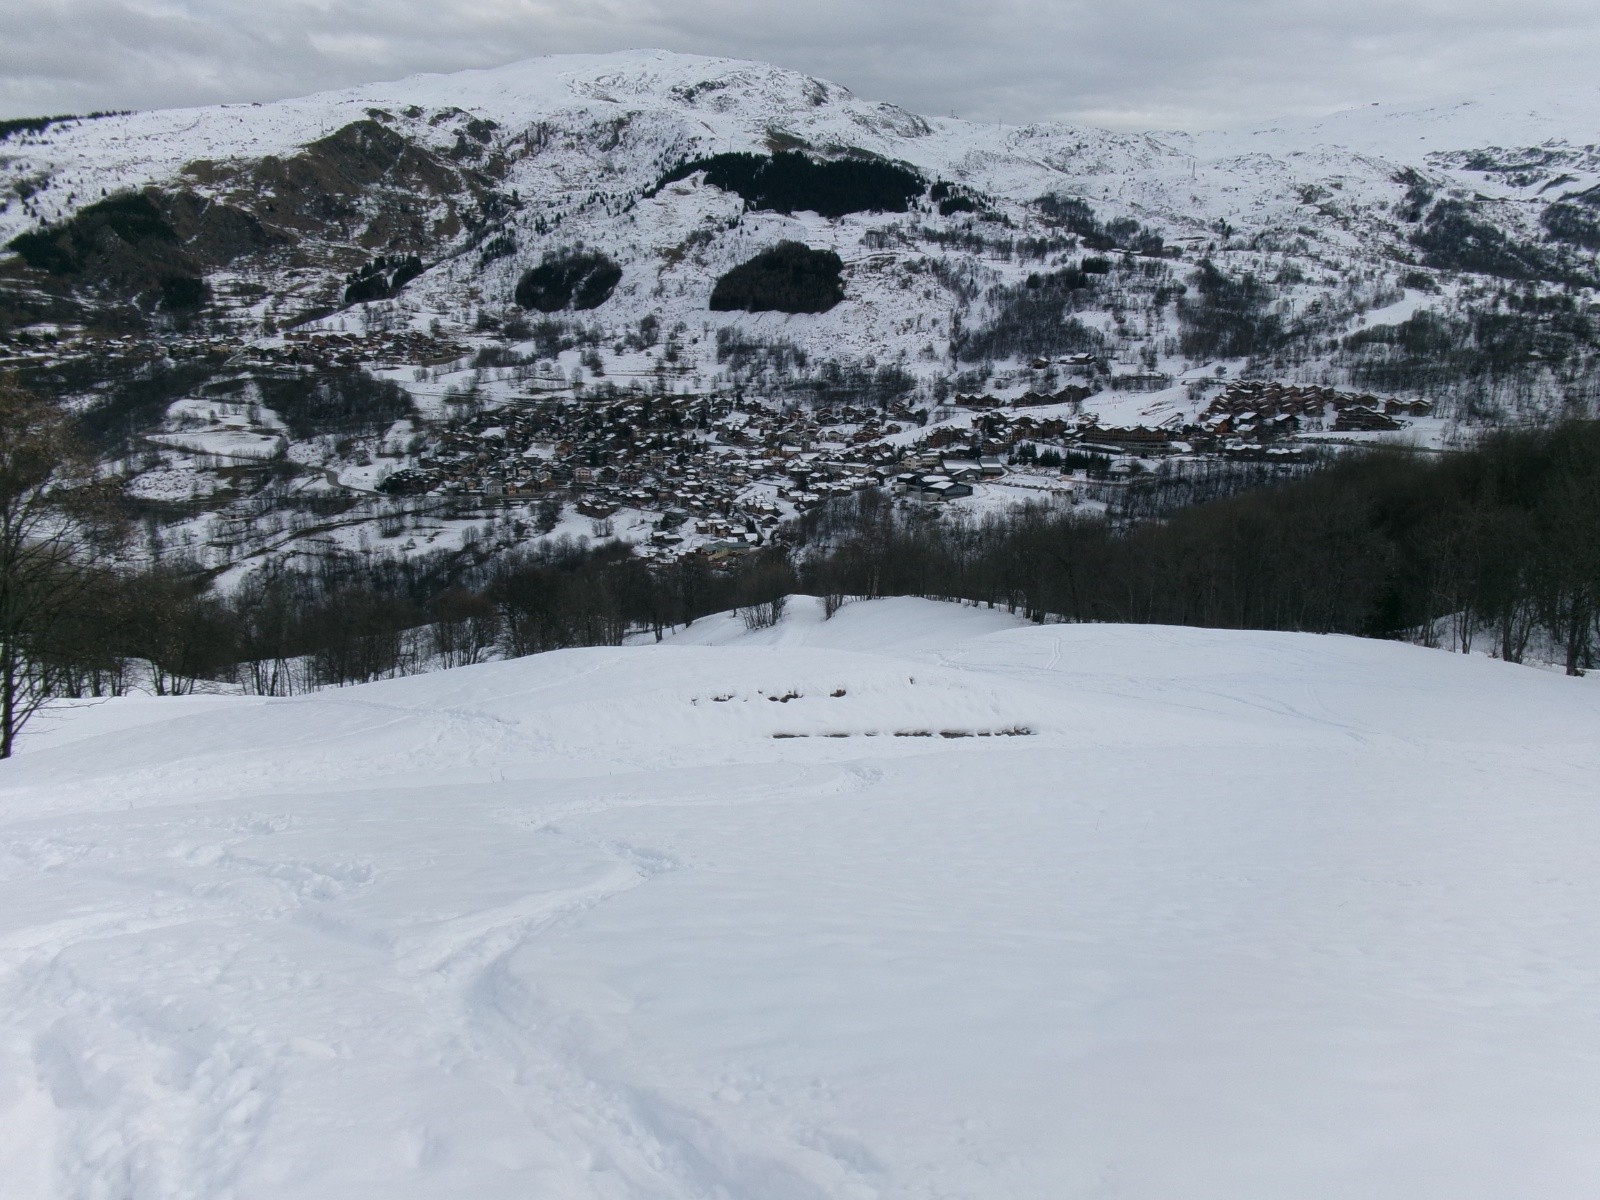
[2,598,1598,1199]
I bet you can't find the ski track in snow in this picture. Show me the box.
[1,596,1599,1199]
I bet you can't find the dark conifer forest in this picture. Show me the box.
[655,151,925,218]
[710,242,845,313]
[514,250,623,311]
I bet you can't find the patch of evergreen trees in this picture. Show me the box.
[929,181,990,218]
[514,250,622,312]
[655,150,925,218]
[710,242,844,314]
[0,110,128,142]
[342,254,424,305]
[8,193,177,275]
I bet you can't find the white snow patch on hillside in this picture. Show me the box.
[1203,84,1600,160]
[2,597,1599,1199]
[146,430,285,460]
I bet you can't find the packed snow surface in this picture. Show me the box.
[3,598,1599,1199]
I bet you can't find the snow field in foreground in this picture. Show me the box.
[1,596,1598,1200]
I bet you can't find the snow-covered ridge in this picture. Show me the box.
[2,597,1598,1198]
[1203,83,1600,160]
[0,50,939,244]
[4,46,1599,468]
[5,49,1598,246]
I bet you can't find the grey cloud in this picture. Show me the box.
[1,0,1596,130]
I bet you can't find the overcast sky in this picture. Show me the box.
[2,0,1597,130]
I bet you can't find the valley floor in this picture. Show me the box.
[1,598,1598,1199]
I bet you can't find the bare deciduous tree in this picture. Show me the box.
[0,380,117,756]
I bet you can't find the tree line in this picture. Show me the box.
[793,421,1600,674]
[0,376,802,753]
[3,368,1593,755]
[17,532,799,706]
[652,151,926,219]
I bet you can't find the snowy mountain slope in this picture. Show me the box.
[4,51,1598,397]
[1202,84,1600,165]
[3,597,1599,1199]
[7,53,1594,244]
